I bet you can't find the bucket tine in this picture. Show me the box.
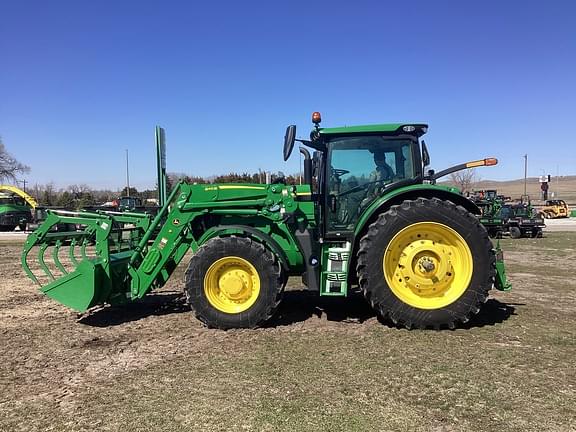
[21,243,40,285]
[52,240,68,275]
[69,237,79,266]
[80,238,89,260]
[38,243,55,281]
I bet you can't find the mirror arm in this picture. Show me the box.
[299,139,326,152]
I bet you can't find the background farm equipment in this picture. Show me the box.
[22,115,511,330]
[470,190,544,238]
[25,206,79,232]
[468,190,506,238]
[85,196,159,216]
[539,199,569,219]
[500,202,545,238]
[0,185,36,231]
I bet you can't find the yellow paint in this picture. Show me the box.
[218,185,266,190]
[465,160,485,168]
[204,256,261,313]
[0,185,38,208]
[383,222,473,309]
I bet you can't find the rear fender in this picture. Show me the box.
[354,184,481,238]
[347,185,482,287]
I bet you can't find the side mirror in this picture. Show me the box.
[422,140,430,168]
[283,125,296,161]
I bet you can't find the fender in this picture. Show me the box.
[354,184,480,238]
[197,224,296,272]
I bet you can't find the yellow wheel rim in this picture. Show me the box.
[383,222,473,310]
[204,256,261,314]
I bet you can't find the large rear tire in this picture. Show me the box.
[357,198,495,329]
[185,236,283,329]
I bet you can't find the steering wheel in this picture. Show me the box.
[332,168,350,178]
[338,178,384,197]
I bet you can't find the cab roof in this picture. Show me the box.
[319,123,428,137]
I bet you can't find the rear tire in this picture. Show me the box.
[185,236,283,329]
[357,198,495,329]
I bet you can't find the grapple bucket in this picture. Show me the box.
[22,209,151,312]
[40,259,109,311]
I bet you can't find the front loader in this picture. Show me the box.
[22,113,511,329]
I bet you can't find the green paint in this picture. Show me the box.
[0,201,32,230]
[319,123,427,135]
[21,121,511,319]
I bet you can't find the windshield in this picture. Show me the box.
[0,197,16,205]
[327,136,417,231]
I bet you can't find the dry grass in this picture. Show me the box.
[1,233,575,432]
[444,175,576,203]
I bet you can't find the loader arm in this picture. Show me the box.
[21,181,310,311]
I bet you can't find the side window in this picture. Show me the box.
[327,137,416,232]
[330,149,375,193]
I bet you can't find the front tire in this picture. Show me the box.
[509,226,522,239]
[185,236,283,329]
[357,198,495,329]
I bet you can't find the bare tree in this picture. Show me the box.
[0,137,30,182]
[449,168,481,194]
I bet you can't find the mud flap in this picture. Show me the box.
[40,260,111,312]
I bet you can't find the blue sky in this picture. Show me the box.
[1,1,575,191]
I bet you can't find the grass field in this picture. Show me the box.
[1,233,575,432]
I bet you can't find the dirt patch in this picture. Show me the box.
[1,234,575,432]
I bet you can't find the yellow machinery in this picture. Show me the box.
[539,200,569,219]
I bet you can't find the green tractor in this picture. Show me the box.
[0,186,35,231]
[470,191,545,239]
[468,190,506,238]
[499,202,545,239]
[22,114,511,330]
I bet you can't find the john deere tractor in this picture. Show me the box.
[0,185,36,231]
[469,190,506,238]
[22,114,511,330]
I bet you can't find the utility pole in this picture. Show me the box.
[126,149,130,197]
[523,154,528,196]
[16,179,27,193]
[556,165,560,198]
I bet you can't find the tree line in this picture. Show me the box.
[1,137,302,209]
[12,171,301,210]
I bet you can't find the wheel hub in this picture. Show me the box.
[395,239,454,296]
[219,271,247,297]
[417,256,436,273]
[204,257,261,313]
[383,222,473,309]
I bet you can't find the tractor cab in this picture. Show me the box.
[284,113,497,238]
[318,124,426,235]
[284,113,428,237]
